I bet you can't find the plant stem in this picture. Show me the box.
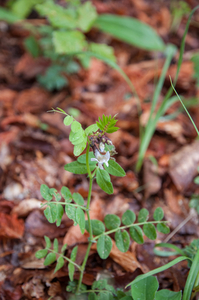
[76,145,94,294]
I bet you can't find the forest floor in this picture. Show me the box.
[1,0,199,299]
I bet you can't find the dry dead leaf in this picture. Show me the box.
[169,140,199,191]
[0,213,24,239]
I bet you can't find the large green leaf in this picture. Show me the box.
[155,290,182,300]
[122,210,136,225]
[11,0,42,19]
[65,161,95,174]
[104,159,126,177]
[143,224,157,240]
[77,1,98,32]
[96,169,113,194]
[77,152,96,165]
[53,30,86,54]
[129,226,144,244]
[94,14,165,51]
[73,138,87,156]
[0,7,22,23]
[97,235,112,259]
[131,276,159,300]
[44,252,56,266]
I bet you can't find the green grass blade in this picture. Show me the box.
[126,256,191,288]
[154,243,185,256]
[170,78,199,137]
[182,249,199,300]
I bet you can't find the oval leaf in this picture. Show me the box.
[76,207,85,234]
[143,224,157,240]
[157,223,170,234]
[68,246,78,281]
[44,236,51,249]
[53,238,59,252]
[97,235,112,259]
[35,249,48,259]
[85,219,105,236]
[56,204,64,226]
[73,192,84,205]
[65,204,77,225]
[44,252,56,266]
[64,115,73,126]
[138,208,149,222]
[129,226,144,244]
[153,207,164,221]
[122,210,136,225]
[61,186,72,202]
[40,184,52,201]
[131,276,159,300]
[115,230,130,252]
[96,168,113,194]
[104,214,121,230]
[73,138,87,156]
[54,256,65,273]
[69,128,85,145]
[44,203,57,223]
[77,152,96,165]
[85,124,98,136]
[71,120,82,132]
[65,161,95,174]
[104,159,126,177]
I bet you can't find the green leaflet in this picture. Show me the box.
[104,159,126,177]
[96,168,113,194]
[97,235,112,259]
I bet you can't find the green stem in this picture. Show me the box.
[48,249,81,270]
[93,220,169,241]
[76,144,94,294]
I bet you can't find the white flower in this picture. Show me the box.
[91,149,110,169]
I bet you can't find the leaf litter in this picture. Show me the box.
[0,0,199,298]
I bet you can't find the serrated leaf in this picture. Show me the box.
[36,1,77,29]
[138,208,149,222]
[35,249,48,259]
[115,230,130,252]
[129,226,144,244]
[97,235,112,259]
[68,246,78,281]
[40,184,52,201]
[143,224,157,240]
[157,223,170,234]
[44,236,51,249]
[155,289,182,300]
[54,256,65,273]
[73,138,87,156]
[85,124,98,136]
[77,1,97,32]
[65,161,95,174]
[65,204,77,225]
[96,168,113,194]
[131,276,159,300]
[44,252,56,266]
[122,210,136,225]
[73,193,84,205]
[44,203,57,223]
[53,238,59,253]
[76,207,85,234]
[153,207,164,221]
[61,186,72,202]
[71,120,82,132]
[85,219,105,236]
[89,42,116,62]
[53,30,86,54]
[104,214,121,230]
[64,115,73,126]
[104,159,126,177]
[77,152,96,165]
